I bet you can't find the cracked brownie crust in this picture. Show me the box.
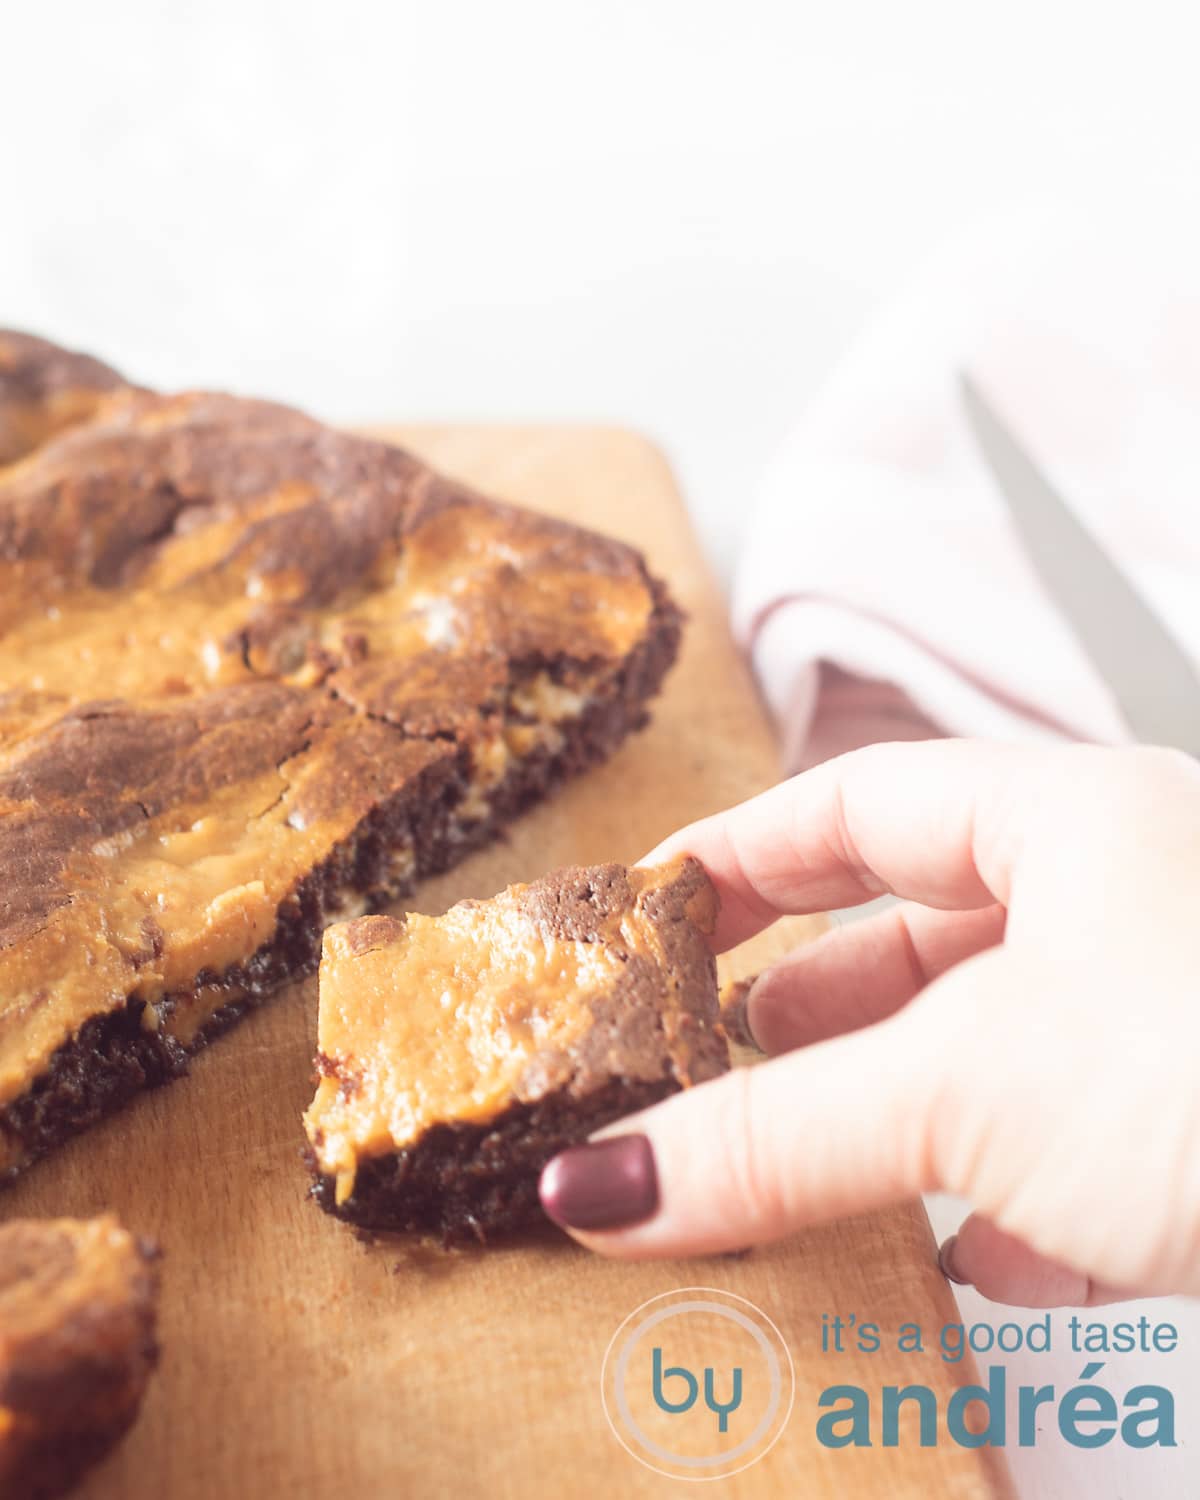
[305,858,728,1241]
[0,331,682,1177]
[0,1214,159,1500]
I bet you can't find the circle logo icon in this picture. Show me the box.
[601,1286,794,1480]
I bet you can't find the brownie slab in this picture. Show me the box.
[0,332,682,1178]
[305,857,728,1241]
[0,1215,159,1500]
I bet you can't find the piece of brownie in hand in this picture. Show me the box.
[0,1215,160,1500]
[304,858,728,1242]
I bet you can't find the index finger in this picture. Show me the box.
[642,739,1035,952]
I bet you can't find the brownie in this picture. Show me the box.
[0,331,683,1179]
[305,857,729,1242]
[0,330,129,466]
[0,1215,159,1500]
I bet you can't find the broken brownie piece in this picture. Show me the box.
[0,331,682,1180]
[305,858,728,1241]
[0,1215,159,1500]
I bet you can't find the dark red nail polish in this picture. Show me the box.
[539,1134,659,1231]
[939,1234,968,1285]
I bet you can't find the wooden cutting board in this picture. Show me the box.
[3,427,1013,1499]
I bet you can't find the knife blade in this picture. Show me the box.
[960,373,1200,752]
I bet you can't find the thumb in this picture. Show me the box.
[540,1002,944,1258]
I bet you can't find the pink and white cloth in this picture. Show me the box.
[734,205,1200,771]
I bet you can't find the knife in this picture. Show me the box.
[959,373,1200,752]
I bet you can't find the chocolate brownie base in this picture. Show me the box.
[0,1215,159,1500]
[306,858,727,1243]
[0,605,677,1177]
[310,1078,676,1243]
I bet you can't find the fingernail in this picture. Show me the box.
[741,978,768,1050]
[720,977,760,1051]
[539,1134,659,1231]
[939,1234,968,1285]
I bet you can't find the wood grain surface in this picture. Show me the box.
[3,426,1013,1499]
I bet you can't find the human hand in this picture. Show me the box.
[538,741,1200,1306]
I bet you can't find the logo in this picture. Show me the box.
[601,1287,794,1480]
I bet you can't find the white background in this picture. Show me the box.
[8,0,1200,589]
[4,3,1198,1495]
